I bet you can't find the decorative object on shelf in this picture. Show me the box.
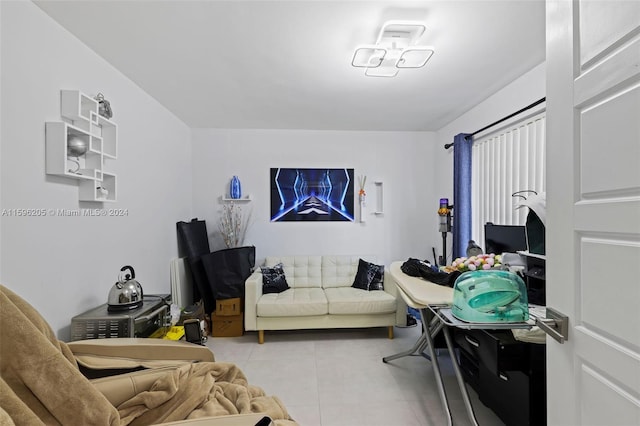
[67,134,88,157]
[230,175,242,199]
[218,201,250,248]
[97,186,109,199]
[94,93,113,118]
[66,134,87,174]
[358,175,367,223]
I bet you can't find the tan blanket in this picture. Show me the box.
[0,285,120,426]
[118,362,296,426]
[0,285,297,426]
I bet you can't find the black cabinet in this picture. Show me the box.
[455,328,546,426]
[522,252,546,306]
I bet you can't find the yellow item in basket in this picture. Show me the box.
[162,326,185,340]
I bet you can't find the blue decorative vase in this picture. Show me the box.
[230,176,242,199]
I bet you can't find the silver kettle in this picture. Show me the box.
[107,265,144,312]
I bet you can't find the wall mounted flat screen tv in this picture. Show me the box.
[484,222,527,254]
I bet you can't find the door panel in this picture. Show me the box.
[575,327,639,396]
[580,237,640,346]
[546,1,640,425]
[580,85,640,195]
[579,1,640,67]
[581,364,639,426]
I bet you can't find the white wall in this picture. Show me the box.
[0,0,546,339]
[0,0,192,339]
[190,64,545,268]
[431,63,546,262]
[191,129,439,266]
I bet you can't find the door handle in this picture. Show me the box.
[535,307,569,343]
[464,335,480,348]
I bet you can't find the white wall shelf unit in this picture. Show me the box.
[46,90,118,202]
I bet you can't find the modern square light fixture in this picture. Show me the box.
[352,21,435,77]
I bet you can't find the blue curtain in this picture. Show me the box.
[453,133,472,259]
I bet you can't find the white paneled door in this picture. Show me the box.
[546,0,640,425]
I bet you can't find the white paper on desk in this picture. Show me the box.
[512,304,547,344]
[512,327,546,344]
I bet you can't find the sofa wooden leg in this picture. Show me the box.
[258,330,264,344]
[388,326,394,339]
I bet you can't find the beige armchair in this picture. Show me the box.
[0,285,296,426]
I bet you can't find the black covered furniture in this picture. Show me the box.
[177,219,255,315]
[177,219,215,313]
[202,247,255,301]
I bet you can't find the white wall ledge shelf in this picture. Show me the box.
[220,195,252,202]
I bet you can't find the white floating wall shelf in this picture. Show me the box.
[46,90,118,202]
[220,195,252,203]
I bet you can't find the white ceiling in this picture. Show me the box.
[34,0,546,131]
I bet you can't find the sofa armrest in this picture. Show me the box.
[384,270,407,326]
[244,271,263,331]
[68,338,215,370]
[91,366,178,406]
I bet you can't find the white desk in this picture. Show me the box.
[384,261,535,426]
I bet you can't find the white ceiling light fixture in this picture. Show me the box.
[352,21,435,77]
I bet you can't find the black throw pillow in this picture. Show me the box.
[261,263,290,294]
[352,259,385,291]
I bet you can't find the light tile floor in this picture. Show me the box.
[205,325,505,426]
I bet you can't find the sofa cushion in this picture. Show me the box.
[352,258,385,291]
[324,287,397,315]
[260,263,290,294]
[321,255,361,288]
[257,288,328,317]
[265,256,322,288]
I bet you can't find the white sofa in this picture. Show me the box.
[244,255,406,343]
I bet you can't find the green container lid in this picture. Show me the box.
[452,270,529,323]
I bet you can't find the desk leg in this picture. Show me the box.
[421,308,453,426]
[382,314,443,363]
[382,331,427,363]
[442,326,479,426]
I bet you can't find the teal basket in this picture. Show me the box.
[452,270,528,323]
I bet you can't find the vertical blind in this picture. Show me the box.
[471,112,546,250]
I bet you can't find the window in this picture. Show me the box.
[471,112,546,251]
